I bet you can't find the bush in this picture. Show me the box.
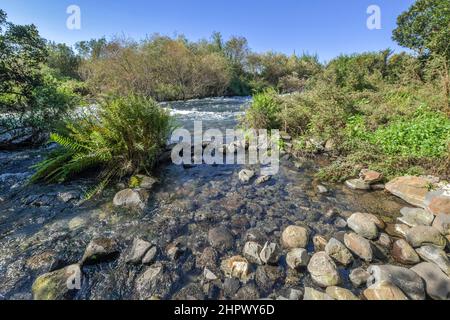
[30,94,173,198]
[244,88,281,130]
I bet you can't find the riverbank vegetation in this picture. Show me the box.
[243,0,450,181]
[1,0,449,189]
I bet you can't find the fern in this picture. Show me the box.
[30,94,173,200]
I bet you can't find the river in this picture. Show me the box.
[0,97,405,300]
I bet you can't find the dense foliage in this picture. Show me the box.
[30,95,172,198]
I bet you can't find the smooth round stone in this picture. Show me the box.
[238,169,255,183]
[81,237,119,265]
[307,252,341,287]
[347,212,379,240]
[364,281,408,300]
[344,233,373,262]
[392,239,420,265]
[113,188,148,209]
[325,286,359,300]
[281,225,309,249]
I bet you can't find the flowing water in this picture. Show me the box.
[0,97,405,300]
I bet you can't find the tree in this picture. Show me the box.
[0,9,47,113]
[393,0,450,110]
[47,42,81,79]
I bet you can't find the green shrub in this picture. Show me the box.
[30,94,173,199]
[244,88,281,129]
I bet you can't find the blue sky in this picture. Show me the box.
[1,0,416,61]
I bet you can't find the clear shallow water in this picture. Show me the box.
[0,97,405,300]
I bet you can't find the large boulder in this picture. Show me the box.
[344,233,373,262]
[347,213,379,240]
[385,176,432,207]
[411,262,450,300]
[281,225,309,249]
[424,189,450,215]
[307,252,341,287]
[416,245,450,276]
[398,207,434,227]
[405,226,447,248]
[367,265,426,300]
[32,264,82,300]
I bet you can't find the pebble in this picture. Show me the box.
[325,286,359,300]
[208,226,234,251]
[405,226,446,248]
[325,238,353,266]
[391,239,420,265]
[281,225,309,249]
[411,262,450,300]
[286,248,310,269]
[307,252,341,287]
[349,267,370,287]
[416,245,450,276]
[344,233,373,262]
[364,281,408,300]
[347,212,378,240]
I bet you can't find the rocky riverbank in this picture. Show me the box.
[1,140,449,300]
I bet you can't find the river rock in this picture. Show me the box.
[235,284,260,300]
[221,256,250,281]
[281,225,309,249]
[385,176,432,207]
[349,267,370,287]
[317,185,328,194]
[243,241,263,265]
[238,169,255,183]
[363,281,408,300]
[81,237,119,265]
[259,242,281,264]
[432,213,450,236]
[135,174,157,190]
[286,248,310,269]
[405,226,446,248]
[392,239,420,265]
[398,207,434,227]
[307,252,341,287]
[376,233,392,249]
[367,264,425,300]
[208,226,234,251]
[303,287,334,300]
[345,179,371,191]
[416,245,450,276]
[255,175,271,185]
[142,246,158,265]
[204,268,218,281]
[255,265,284,293]
[360,169,383,184]
[113,188,149,209]
[135,263,174,299]
[344,233,373,262]
[223,278,240,297]
[394,223,411,238]
[126,238,152,264]
[313,235,328,252]
[196,247,218,270]
[411,262,450,300]
[347,212,379,240]
[325,238,353,266]
[424,189,450,215]
[32,264,81,300]
[325,286,359,300]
